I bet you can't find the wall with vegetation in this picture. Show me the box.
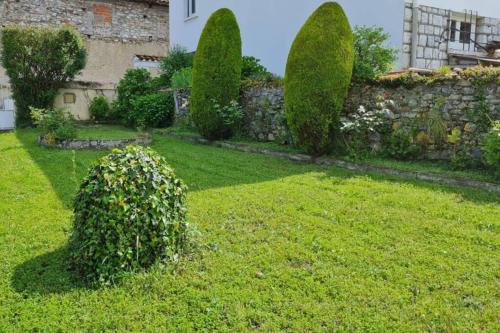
[174,69,499,160]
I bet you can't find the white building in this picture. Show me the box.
[170,0,500,75]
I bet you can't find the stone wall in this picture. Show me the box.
[174,78,500,160]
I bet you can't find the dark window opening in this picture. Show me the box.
[459,22,472,44]
[449,20,457,42]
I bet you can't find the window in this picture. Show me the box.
[64,93,76,104]
[459,22,472,44]
[186,0,196,18]
[133,55,163,69]
[450,20,457,42]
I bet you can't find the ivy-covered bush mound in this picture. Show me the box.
[69,146,189,284]
[1,26,86,127]
[132,93,175,129]
[191,8,242,140]
[89,96,111,121]
[285,2,354,155]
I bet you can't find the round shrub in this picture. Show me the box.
[285,2,354,155]
[69,145,188,284]
[191,8,242,140]
[89,95,110,121]
[131,92,175,129]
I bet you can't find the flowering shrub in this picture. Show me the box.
[30,107,77,143]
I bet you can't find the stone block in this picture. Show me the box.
[418,34,427,46]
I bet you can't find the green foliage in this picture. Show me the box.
[211,99,244,134]
[30,107,77,142]
[89,96,111,121]
[241,56,273,81]
[384,126,420,160]
[171,67,193,89]
[191,8,242,140]
[112,69,153,125]
[69,145,189,284]
[131,93,175,129]
[160,45,194,87]
[285,2,354,155]
[1,26,87,127]
[481,121,500,179]
[352,26,398,83]
[427,98,448,146]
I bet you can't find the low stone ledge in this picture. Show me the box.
[162,132,500,194]
[38,136,153,150]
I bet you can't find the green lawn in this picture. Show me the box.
[77,124,140,140]
[0,129,499,332]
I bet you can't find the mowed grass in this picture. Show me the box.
[77,124,140,140]
[0,129,499,332]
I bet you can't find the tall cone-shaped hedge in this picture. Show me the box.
[191,8,242,139]
[285,2,354,155]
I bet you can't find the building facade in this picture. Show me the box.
[0,0,169,124]
[402,1,500,69]
[170,0,499,75]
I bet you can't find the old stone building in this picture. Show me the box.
[0,0,169,123]
[402,1,500,70]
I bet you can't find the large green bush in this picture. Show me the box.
[89,96,111,121]
[352,26,398,83]
[69,146,189,284]
[30,107,77,142]
[112,69,153,125]
[191,8,242,139]
[131,93,175,129]
[171,67,193,89]
[1,26,87,127]
[160,45,194,87]
[285,2,354,155]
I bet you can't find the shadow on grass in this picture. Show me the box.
[11,247,86,296]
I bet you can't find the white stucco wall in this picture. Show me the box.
[170,0,406,75]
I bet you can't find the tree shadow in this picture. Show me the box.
[11,247,87,296]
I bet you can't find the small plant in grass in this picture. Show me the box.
[89,96,111,121]
[131,93,175,129]
[69,145,190,284]
[30,107,77,143]
[482,121,500,179]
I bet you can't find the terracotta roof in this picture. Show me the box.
[130,0,168,6]
[135,54,165,61]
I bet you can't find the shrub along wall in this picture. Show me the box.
[174,72,499,160]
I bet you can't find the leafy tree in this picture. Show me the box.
[1,26,87,127]
[241,56,272,81]
[160,45,193,87]
[112,69,153,125]
[191,8,242,139]
[352,26,397,83]
[285,2,354,155]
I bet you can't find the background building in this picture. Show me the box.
[0,0,169,125]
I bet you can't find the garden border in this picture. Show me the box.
[37,136,153,150]
[162,132,500,193]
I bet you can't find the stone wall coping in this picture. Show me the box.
[38,136,153,150]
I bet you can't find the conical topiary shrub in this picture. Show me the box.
[191,8,242,140]
[285,2,354,155]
